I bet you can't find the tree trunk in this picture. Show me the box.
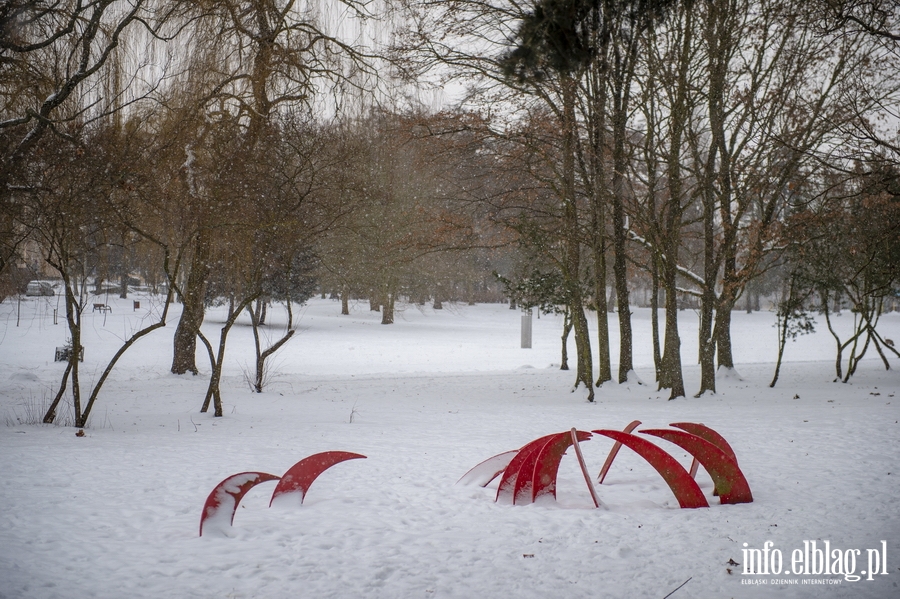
[248,301,294,393]
[589,110,612,385]
[200,294,259,415]
[43,360,73,424]
[381,293,394,324]
[770,282,793,388]
[715,299,735,369]
[659,269,686,399]
[44,271,82,423]
[54,272,85,426]
[571,301,593,400]
[258,299,267,326]
[698,0,726,397]
[172,309,200,374]
[655,4,692,399]
[611,128,633,382]
[696,174,719,394]
[593,255,612,385]
[561,76,593,400]
[650,255,662,379]
[172,232,210,375]
[609,36,637,384]
[341,286,350,315]
[588,48,611,388]
[560,306,572,371]
[697,193,717,396]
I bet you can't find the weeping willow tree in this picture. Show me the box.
[166,0,378,379]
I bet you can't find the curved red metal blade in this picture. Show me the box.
[640,429,753,504]
[531,430,593,503]
[670,422,738,463]
[495,434,556,503]
[457,450,519,487]
[597,420,642,484]
[200,471,281,536]
[513,434,562,504]
[270,451,367,507]
[592,430,709,509]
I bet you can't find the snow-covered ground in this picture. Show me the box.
[1,295,898,598]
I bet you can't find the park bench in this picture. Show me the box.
[93,303,112,313]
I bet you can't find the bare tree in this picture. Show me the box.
[19,122,182,427]
[630,0,700,398]
[0,0,183,278]
[786,160,900,381]
[687,0,889,395]
[167,0,376,376]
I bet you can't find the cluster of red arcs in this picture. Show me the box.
[199,423,749,536]
[199,451,366,536]
[457,422,752,509]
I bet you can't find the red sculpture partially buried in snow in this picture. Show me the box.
[270,451,367,507]
[199,471,281,536]
[199,451,367,536]
[461,422,752,510]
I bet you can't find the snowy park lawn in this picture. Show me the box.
[1,295,898,598]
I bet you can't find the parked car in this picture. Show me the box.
[25,281,55,296]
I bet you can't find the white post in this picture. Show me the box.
[521,309,532,348]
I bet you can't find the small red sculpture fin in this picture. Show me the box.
[512,435,558,504]
[670,422,738,463]
[640,429,753,504]
[531,431,592,503]
[270,451,366,507]
[496,435,556,503]
[200,471,280,536]
[457,450,519,487]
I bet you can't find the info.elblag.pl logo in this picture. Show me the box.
[741,540,890,584]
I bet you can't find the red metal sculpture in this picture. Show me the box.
[270,451,367,506]
[670,422,738,462]
[671,422,737,496]
[200,451,367,536]
[199,471,281,536]
[597,422,741,495]
[456,450,519,487]
[465,422,750,510]
[493,430,594,505]
[512,433,562,504]
[640,429,753,504]
[597,420,642,484]
[593,430,709,509]
[531,430,592,502]
[496,434,557,503]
